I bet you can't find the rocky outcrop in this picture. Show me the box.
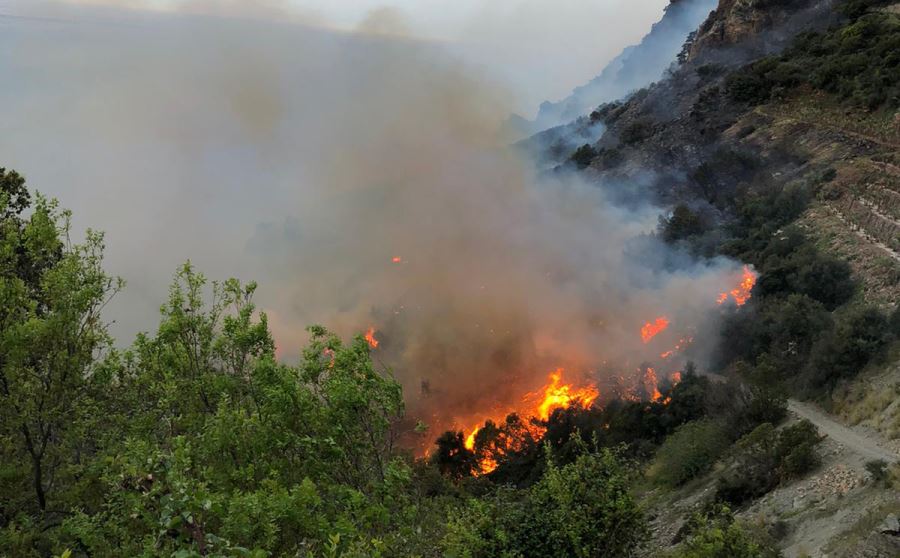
[687,0,836,61]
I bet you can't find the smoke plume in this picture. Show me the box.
[0,1,747,444]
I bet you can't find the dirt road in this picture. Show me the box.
[788,399,897,464]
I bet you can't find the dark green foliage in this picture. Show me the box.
[659,204,707,243]
[801,305,893,393]
[0,172,119,529]
[589,101,625,124]
[726,10,900,110]
[570,144,597,169]
[594,147,624,170]
[672,505,782,558]
[865,459,889,485]
[696,64,724,79]
[432,432,478,480]
[691,149,762,204]
[716,420,822,506]
[840,0,896,19]
[619,118,655,145]
[756,248,855,310]
[649,420,730,487]
[443,448,645,558]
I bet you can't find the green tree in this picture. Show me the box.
[443,447,645,558]
[0,170,120,524]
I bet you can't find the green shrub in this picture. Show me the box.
[726,9,900,110]
[619,118,655,145]
[672,505,781,558]
[659,204,707,243]
[865,459,889,485]
[570,144,597,169]
[650,420,730,487]
[716,420,821,505]
[443,448,645,558]
[802,306,892,393]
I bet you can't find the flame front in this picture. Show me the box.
[364,327,379,349]
[532,368,600,421]
[718,265,757,307]
[643,367,663,402]
[422,262,755,475]
[461,368,598,475]
[640,317,670,344]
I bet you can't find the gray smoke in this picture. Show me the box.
[0,1,748,441]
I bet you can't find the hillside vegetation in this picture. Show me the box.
[2,1,900,557]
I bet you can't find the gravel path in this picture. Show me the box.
[788,399,897,464]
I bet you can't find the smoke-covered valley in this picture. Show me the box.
[0,0,751,441]
[4,1,900,555]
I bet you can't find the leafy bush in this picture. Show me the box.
[800,305,892,394]
[716,420,822,506]
[726,10,900,110]
[671,505,781,558]
[570,144,598,169]
[756,244,855,310]
[650,420,731,487]
[619,118,655,145]
[865,459,889,486]
[659,204,707,243]
[443,448,645,558]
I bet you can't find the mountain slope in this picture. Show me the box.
[516,0,718,134]
[533,1,900,555]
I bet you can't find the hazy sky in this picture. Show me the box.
[4,0,671,114]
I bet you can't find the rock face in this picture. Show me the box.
[687,0,823,59]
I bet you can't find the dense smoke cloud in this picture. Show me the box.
[0,1,746,441]
[43,0,672,114]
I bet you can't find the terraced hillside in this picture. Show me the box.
[538,1,900,554]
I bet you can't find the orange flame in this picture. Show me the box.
[461,369,598,475]
[641,316,670,344]
[643,367,663,402]
[532,368,600,421]
[717,265,757,307]
[392,256,402,264]
[364,327,379,349]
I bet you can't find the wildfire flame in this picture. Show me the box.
[717,265,756,307]
[364,327,379,349]
[461,368,598,475]
[427,262,754,475]
[643,367,663,402]
[532,368,600,421]
[640,316,670,344]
